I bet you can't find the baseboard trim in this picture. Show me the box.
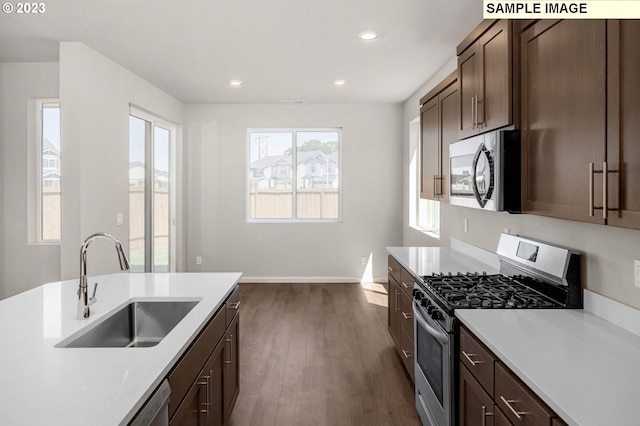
[239,276,387,284]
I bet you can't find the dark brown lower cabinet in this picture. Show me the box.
[148,284,240,426]
[171,342,224,426]
[387,255,415,381]
[459,364,495,426]
[223,312,240,425]
[459,326,565,426]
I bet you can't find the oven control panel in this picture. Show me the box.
[412,284,452,333]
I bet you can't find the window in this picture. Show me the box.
[37,99,61,242]
[409,117,440,234]
[129,107,176,273]
[248,129,341,221]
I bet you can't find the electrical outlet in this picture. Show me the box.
[464,219,469,233]
[635,260,640,288]
[196,256,202,265]
[116,213,123,226]
[361,256,367,266]
[503,228,510,234]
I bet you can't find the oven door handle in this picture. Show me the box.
[413,301,449,344]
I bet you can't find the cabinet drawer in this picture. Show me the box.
[168,307,226,418]
[225,285,240,327]
[400,326,415,382]
[495,362,554,426]
[399,289,414,338]
[399,268,414,297]
[388,256,402,286]
[460,326,496,397]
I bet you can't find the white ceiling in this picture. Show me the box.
[0,0,482,104]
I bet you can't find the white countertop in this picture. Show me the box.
[456,309,640,426]
[0,272,242,426]
[386,246,498,277]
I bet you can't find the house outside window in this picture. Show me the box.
[248,129,341,221]
[37,99,61,242]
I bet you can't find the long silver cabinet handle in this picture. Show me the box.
[589,162,595,216]
[402,281,411,289]
[500,396,528,419]
[402,311,412,320]
[481,405,493,426]
[402,349,412,359]
[472,96,476,128]
[224,335,233,365]
[462,350,483,366]
[602,161,608,219]
[229,301,240,310]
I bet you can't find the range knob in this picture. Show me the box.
[431,310,442,320]
[412,289,420,297]
[427,305,436,315]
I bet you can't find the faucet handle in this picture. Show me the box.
[89,282,98,305]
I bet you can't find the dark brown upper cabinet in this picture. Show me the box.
[520,20,607,224]
[419,71,458,202]
[457,20,513,139]
[606,20,640,229]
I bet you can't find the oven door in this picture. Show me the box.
[413,300,452,426]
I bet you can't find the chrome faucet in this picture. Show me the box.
[77,232,130,319]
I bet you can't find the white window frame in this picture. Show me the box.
[408,117,440,236]
[34,98,61,244]
[246,128,343,223]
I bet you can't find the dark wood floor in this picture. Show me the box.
[229,283,421,426]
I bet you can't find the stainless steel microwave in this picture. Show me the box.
[449,127,520,212]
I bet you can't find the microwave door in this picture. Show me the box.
[471,143,494,208]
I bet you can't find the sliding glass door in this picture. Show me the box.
[128,109,175,273]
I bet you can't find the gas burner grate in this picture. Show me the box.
[421,273,562,309]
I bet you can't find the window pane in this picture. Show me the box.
[248,132,293,219]
[295,131,339,219]
[153,126,171,273]
[129,116,146,273]
[41,103,61,240]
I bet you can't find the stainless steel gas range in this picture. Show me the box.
[412,233,582,426]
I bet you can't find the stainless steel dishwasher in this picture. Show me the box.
[130,379,171,426]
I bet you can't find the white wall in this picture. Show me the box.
[184,103,403,282]
[59,43,184,279]
[400,59,640,311]
[0,63,60,299]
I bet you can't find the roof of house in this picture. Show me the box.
[250,155,289,169]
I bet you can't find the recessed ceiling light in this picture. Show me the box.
[359,31,378,40]
[229,80,242,86]
[334,80,346,86]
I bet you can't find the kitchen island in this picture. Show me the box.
[0,272,241,425]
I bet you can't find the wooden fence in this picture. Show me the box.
[250,189,339,219]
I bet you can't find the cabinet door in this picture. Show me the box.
[388,277,401,347]
[459,364,495,426]
[223,313,240,425]
[458,45,479,139]
[521,20,606,223]
[607,20,640,229]
[421,96,440,200]
[439,82,459,203]
[479,20,512,133]
[170,375,207,426]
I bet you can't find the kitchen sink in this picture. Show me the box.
[57,300,200,348]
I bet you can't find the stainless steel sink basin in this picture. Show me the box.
[57,300,199,348]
